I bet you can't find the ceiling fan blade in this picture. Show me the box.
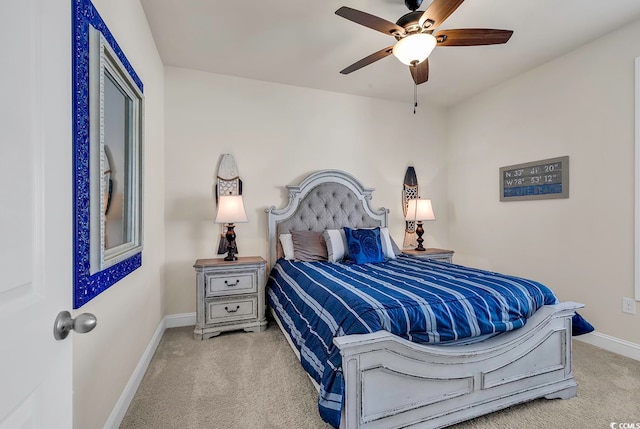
[340,46,394,75]
[434,29,513,46]
[419,0,465,30]
[336,6,405,37]
[409,59,429,84]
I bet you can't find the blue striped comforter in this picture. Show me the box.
[266,256,559,427]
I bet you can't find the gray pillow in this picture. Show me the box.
[291,230,328,262]
[323,229,348,262]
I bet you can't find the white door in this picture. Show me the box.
[0,0,73,427]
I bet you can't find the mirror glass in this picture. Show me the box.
[73,0,144,308]
[104,71,129,250]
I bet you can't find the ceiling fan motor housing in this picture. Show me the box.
[396,10,431,35]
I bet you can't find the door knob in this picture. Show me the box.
[53,310,97,340]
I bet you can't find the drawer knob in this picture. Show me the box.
[225,305,240,313]
[224,279,240,287]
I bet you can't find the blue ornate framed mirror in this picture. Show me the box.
[73,0,144,308]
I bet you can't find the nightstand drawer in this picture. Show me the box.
[205,271,257,297]
[205,297,257,324]
[428,255,453,263]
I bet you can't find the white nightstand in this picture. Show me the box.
[193,256,268,340]
[402,248,454,263]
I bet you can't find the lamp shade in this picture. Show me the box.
[215,195,248,224]
[405,199,435,221]
[392,33,437,66]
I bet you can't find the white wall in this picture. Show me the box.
[72,1,165,428]
[448,20,640,344]
[164,67,449,315]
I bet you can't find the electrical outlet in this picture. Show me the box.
[622,297,637,315]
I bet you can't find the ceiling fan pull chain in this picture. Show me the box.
[413,71,418,114]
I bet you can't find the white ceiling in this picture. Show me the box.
[140,0,640,106]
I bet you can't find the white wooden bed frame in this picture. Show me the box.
[266,170,582,429]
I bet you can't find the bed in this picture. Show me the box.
[265,169,582,429]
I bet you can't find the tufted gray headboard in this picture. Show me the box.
[265,170,388,269]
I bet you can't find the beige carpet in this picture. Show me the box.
[120,325,640,429]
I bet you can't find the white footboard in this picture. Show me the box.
[333,302,583,429]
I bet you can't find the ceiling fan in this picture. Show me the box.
[336,0,513,86]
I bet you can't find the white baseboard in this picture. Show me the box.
[103,312,196,429]
[165,312,196,328]
[575,331,640,362]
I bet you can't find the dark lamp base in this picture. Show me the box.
[414,221,425,252]
[223,223,238,261]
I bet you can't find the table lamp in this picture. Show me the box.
[404,199,435,251]
[215,195,248,261]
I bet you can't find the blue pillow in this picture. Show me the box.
[343,227,385,264]
[571,312,594,336]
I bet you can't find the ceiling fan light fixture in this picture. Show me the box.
[392,33,436,66]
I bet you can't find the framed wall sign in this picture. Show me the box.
[499,156,569,202]
[73,0,144,308]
